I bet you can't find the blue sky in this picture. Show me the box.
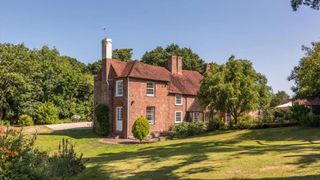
[1,0,320,95]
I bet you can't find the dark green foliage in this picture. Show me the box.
[291,0,320,11]
[132,116,150,141]
[299,113,320,127]
[198,56,272,124]
[270,91,290,107]
[0,43,93,123]
[141,44,205,72]
[290,104,311,122]
[94,104,110,135]
[18,114,34,126]
[113,48,133,62]
[207,117,227,131]
[0,128,86,179]
[171,122,206,137]
[289,42,320,99]
[35,102,59,124]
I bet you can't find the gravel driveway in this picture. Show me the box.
[46,121,92,131]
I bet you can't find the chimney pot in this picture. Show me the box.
[102,38,112,59]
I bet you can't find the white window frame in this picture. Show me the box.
[115,80,123,97]
[175,94,183,105]
[116,106,123,131]
[146,106,155,124]
[146,82,155,97]
[175,111,183,123]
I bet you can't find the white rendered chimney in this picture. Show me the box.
[102,38,112,59]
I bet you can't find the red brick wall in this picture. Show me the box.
[126,78,195,137]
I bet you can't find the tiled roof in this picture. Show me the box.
[109,59,203,95]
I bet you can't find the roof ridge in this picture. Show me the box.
[127,60,138,76]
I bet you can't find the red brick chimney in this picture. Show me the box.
[168,55,183,75]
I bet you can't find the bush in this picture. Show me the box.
[236,115,261,129]
[18,114,34,126]
[172,122,206,137]
[290,104,310,122]
[35,102,59,124]
[0,120,10,126]
[299,113,320,127]
[132,116,150,141]
[0,127,86,179]
[207,117,226,131]
[94,104,110,135]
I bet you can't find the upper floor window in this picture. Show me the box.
[176,94,183,105]
[175,111,183,123]
[146,106,155,124]
[146,82,155,97]
[115,80,123,97]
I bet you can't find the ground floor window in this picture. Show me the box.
[146,106,155,124]
[194,112,200,121]
[175,111,183,123]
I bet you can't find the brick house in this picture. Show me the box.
[94,38,205,138]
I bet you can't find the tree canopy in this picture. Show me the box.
[288,42,320,99]
[0,43,93,123]
[291,0,320,11]
[141,44,205,72]
[198,56,272,124]
[270,91,290,107]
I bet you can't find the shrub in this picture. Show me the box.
[132,116,150,141]
[0,120,10,126]
[18,114,34,126]
[290,104,310,122]
[46,138,86,178]
[94,104,110,135]
[236,115,261,129]
[299,113,320,127]
[207,117,226,131]
[35,102,59,124]
[0,127,86,179]
[172,122,206,137]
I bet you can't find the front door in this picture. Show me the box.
[116,107,123,131]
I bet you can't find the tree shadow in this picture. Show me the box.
[38,129,100,139]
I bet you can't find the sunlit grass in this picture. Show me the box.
[32,126,320,179]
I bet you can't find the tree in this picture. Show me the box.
[132,116,150,142]
[198,56,272,124]
[288,42,320,99]
[141,44,205,72]
[270,91,290,107]
[291,0,320,11]
[0,43,93,123]
[112,48,133,62]
[87,48,133,75]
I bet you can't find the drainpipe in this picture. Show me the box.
[126,77,130,139]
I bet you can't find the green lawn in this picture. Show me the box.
[33,127,320,179]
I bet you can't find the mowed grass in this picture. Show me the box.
[32,126,320,179]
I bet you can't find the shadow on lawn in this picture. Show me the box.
[84,127,320,179]
[44,126,320,179]
[39,129,99,139]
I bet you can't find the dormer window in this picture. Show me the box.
[176,94,183,105]
[115,80,123,97]
[146,82,155,97]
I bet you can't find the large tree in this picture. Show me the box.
[198,56,272,124]
[0,43,93,122]
[87,48,133,75]
[291,0,320,11]
[270,91,290,107]
[141,44,205,72]
[288,42,320,99]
